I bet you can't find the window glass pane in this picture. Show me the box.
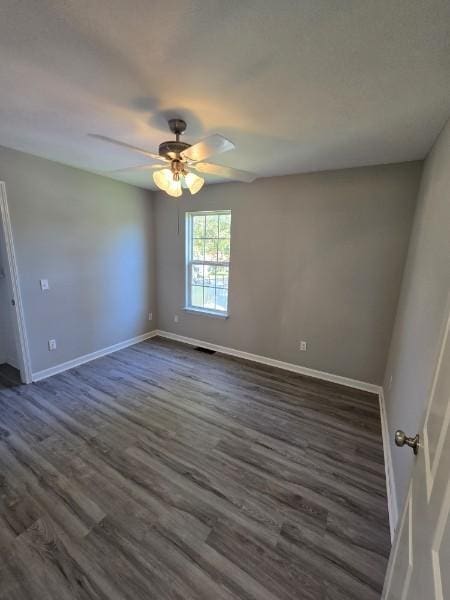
[204,265,216,287]
[193,238,205,261]
[215,288,228,312]
[216,266,229,288]
[205,214,219,238]
[191,285,204,307]
[193,215,205,238]
[217,238,230,262]
[204,286,215,309]
[205,238,218,262]
[187,211,231,314]
[192,264,204,285]
[219,214,231,238]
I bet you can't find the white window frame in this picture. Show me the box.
[184,210,231,318]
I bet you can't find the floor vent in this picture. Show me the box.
[195,346,216,355]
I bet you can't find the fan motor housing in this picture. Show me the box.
[158,140,191,158]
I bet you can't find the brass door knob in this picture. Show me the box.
[395,430,420,455]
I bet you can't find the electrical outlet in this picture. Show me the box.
[148,312,153,321]
[48,339,57,351]
[174,315,179,323]
[40,279,49,291]
[299,340,307,351]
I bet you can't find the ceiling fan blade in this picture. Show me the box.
[181,134,235,162]
[106,164,162,174]
[192,162,256,183]
[88,134,167,162]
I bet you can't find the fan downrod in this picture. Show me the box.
[168,118,187,138]
[159,118,190,158]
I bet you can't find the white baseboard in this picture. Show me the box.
[378,387,398,541]
[32,330,158,382]
[0,349,19,370]
[155,329,381,394]
[0,355,19,369]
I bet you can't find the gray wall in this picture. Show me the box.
[155,162,422,384]
[0,146,155,373]
[383,119,450,514]
[0,225,18,366]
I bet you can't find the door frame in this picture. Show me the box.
[0,181,32,383]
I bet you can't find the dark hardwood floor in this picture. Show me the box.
[0,337,390,599]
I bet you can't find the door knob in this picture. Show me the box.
[395,430,420,455]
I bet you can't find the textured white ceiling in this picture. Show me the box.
[0,0,449,189]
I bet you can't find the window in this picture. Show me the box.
[186,210,231,316]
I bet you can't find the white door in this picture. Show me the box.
[382,308,450,599]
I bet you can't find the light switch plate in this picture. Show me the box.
[40,279,49,291]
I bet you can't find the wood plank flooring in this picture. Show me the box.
[0,337,390,599]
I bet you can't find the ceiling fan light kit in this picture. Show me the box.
[90,118,256,197]
[153,168,182,197]
[184,172,205,194]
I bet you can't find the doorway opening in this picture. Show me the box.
[0,182,32,384]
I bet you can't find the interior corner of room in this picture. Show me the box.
[0,117,449,598]
[0,3,449,598]
[2,119,449,507]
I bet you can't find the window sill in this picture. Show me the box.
[183,307,229,319]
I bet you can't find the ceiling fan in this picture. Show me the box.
[89,119,256,197]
